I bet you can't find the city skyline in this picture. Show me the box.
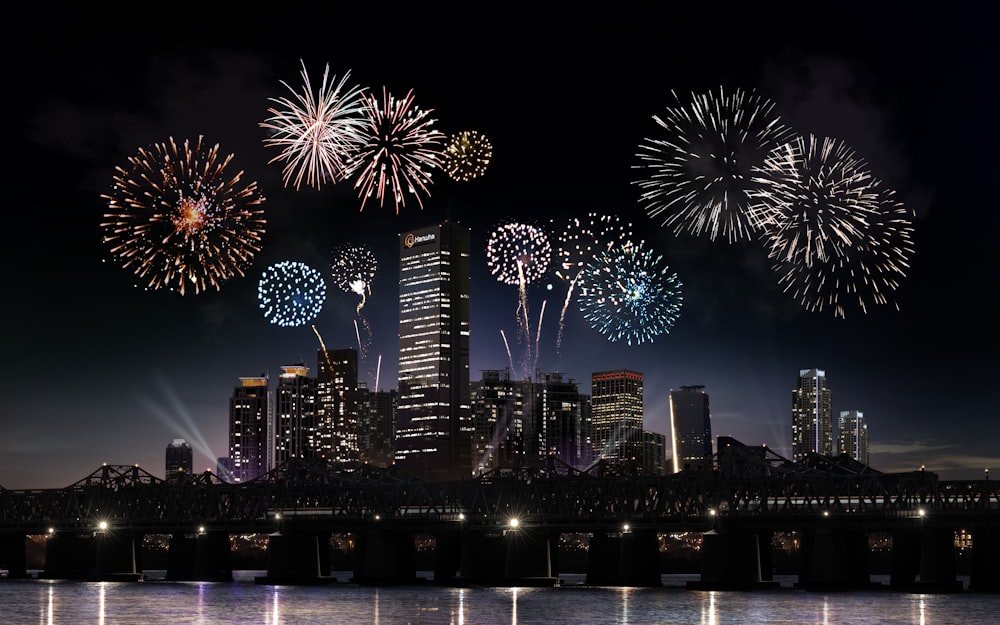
[2,5,997,489]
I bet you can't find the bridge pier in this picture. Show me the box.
[0,534,28,578]
[585,530,661,587]
[455,529,558,586]
[40,531,142,581]
[255,532,335,585]
[687,530,779,590]
[432,530,462,583]
[913,526,963,592]
[889,529,921,587]
[970,528,1000,592]
[502,527,558,586]
[455,531,505,584]
[796,528,875,590]
[352,529,419,585]
[166,532,233,582]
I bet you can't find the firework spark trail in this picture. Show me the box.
[486,222,551,377]
[551,214,632,354]
[577,241,683,346]
[100,136,267,295]
[375,354,382,392]
[261,61,368,191]
[442,130,493,182]
[353,315,373,361]
[749,134,914,317]
[500,330,515,373]
[330,244,377,314]
[633,86,794,243]
[312,324,336,372]
[533,299,547,374]
[258,261,327,327]
[352,87,444,213]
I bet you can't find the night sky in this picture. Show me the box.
[3,5,996,489]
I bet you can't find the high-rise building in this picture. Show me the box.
[792,368,833,462]
[838,409,870,466]
[165,438,193,477]
[533,372,592,468]
[669,385,713,473]
[591,369,644,463]
[228,375,272,482]
[471,368,526,473]
[274,363,319,465]
[395,222,472,481]
[316,347,359,463]
[358,382,396,466]
[643,430,667,475]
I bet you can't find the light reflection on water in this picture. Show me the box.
[2,573,996,625]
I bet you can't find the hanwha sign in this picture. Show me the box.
[404,232,435,248]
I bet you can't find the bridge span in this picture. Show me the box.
[2,444,999,591]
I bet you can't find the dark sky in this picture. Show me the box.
[3,5,996,489]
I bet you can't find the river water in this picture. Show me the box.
[1,572,995,624]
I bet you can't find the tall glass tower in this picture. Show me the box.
[228,375,272,482]
[591,369,644,463]
[395,222,472,481]
[838,409,870,466]
[274,363,318,465]
[792,368,833,462]
[669,385,713,473]
[316,347,359,463]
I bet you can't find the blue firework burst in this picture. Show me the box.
[576,241,683,345]
[258,261,327,327]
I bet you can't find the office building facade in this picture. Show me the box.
[792,368,833,462]
[316,348,360,463]
[669,385,713,473]
[838,409,870,466]
[591,369,644,463]
[228,375,272,482]
[274,363,319,464]
[165,438,193,477]
[395,222,472,480]
[358,383,397,466]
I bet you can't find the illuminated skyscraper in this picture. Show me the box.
[316,348,359,462]
[274,363,319,464]
[643,430,667,475]
[228,375,272,482]
[471,368,525,473]
[591,369,644,463]
[792,368,833,462]
[532,372,592,468]
[358,382,396,466]
[395,222,472,480]
[165,438,193,477]
[669,385,713,473]
[838,409,870,466]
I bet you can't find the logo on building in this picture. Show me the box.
[404,232,435,248]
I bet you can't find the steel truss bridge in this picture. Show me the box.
[2,441,998,537]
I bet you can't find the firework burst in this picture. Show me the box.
[351,87,445,213]
[751,134,915,317]
[260,61,368,191]
[634,86,794,243]
[441,130,492,182]
[486,222,552,375]
[551,213,633,352]
[330,244,378,313]
[258,261,327,327]
[576,240,683,346]
[100,136,266,296]
[486,222,552,286]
